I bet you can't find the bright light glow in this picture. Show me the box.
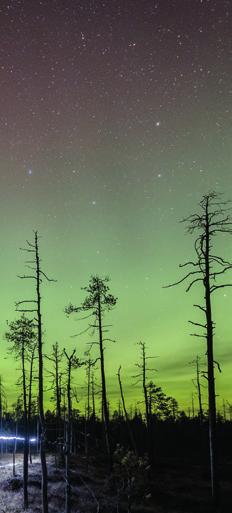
[0,435,37,443]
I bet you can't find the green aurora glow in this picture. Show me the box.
[0,1,232,413]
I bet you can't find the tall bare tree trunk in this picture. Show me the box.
[35,232,48,513]
[165,193,231,511]
[85,360,91,471]
[91,373,96,421]
[191,394,195,418]
[65,276,117,468]
[55,346,61,421]
[28,344,36,464]
[22,340,29,509]
[97,287,112,467]
[204,202,219,509]
[53,343,62,461]
[196,356,203,422]
[64,349,76,513]
[66,357,72,513]
[141,343,149,428]
[86,359,91,422]
[13,421,17,477]
[222,400,226,421]
[141,343,152,461]
[117,366,137,455]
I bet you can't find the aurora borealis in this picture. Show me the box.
[0,0,232,412]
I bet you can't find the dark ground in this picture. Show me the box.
[0,451,231,513]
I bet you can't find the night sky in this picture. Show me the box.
[1,0,232,412]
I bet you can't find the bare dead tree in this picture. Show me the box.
[63,349,83,513]
[134,342,154,426]
[12,397,23,475]
[16,231,56,513]
[85,356,98,421]
[46,342,64,460]
[134,342,157,463]
[91,370,96,421]
[222,400,226,421]
[165,192,232,510]
[86,359,91,424]
[13,416,18,477]
[117,366,137,455]
[83,356,98,468]
[5,316,36,509]
[65,275,117,469]
[22,328,29,508]
[28,341,37,464]
[191,393,195,418]
[191,356,204,422]
[46,342,63,420]
[141,342,149,429]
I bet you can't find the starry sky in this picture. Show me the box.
[0,0,232,413]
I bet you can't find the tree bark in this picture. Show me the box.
[13,421,17,477]
[118,367,137,455]
[35,232,48,513]
[97,286,112,467]
[22,340,29,509]
[65,354,72,513]
[91,373,96,421]
[141,343,152,461]
[196,356,203,422]
[204,201,220,510]
[28,344,36,464]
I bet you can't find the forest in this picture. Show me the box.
[0,192,231,513]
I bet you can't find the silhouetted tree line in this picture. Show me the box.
[0,192,232,513]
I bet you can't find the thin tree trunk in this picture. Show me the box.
[87,360,91,422]
[85,361,91,471]
[28,344,36,464]
[192,394,195,418]
[84,410,89,472]
[91,373,96,421]
[65,421,71,513]
[35,232,48,513]
[222,400,226,421]
[55,348,62,462]
[22,340,29,509]
[205,200,219,510]
[141,343,152,461]
[97,289,112,467]
[36,417,40,454]
[13,421,17,477]
[117,367,137,455]
[65,356,72,513]
[141,344,149,425]
[196,356,203,422]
